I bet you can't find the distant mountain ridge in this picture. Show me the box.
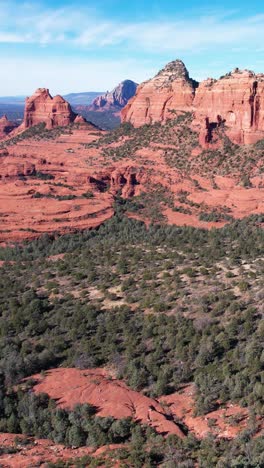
[63,92,104,106]
[88,80,138,111]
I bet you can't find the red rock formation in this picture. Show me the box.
[122,61,264,145]
[74,114,87,124]
[23,88,80,129]
[32,368,185,438]
[88,166,144,197]
[121,60,197,126]
[89,80,138,112]
[0,114,17,139]
[193,69,264,145]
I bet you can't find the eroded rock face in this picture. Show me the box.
[121,60,198,126]
[89,80,138,111]
[33,368,185,438]
[122,61,264,145]
[0,115,17,139]
[193,70,264,145]
[88,165,144,197]
[23,88,78,129]
[31,368,259,441]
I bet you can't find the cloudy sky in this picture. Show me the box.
[0,0,264,95]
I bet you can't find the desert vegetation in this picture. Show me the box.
[0,202,263,465]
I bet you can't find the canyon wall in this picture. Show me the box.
[122,61,264,145]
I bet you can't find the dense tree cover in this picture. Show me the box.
[0,375,137,448]
[0,205,263,464]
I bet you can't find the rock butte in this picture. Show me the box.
[0,114,18,138]
[22,88,84,130]
[89,80,138,112]
[122,60,197,127]
[122,60,264,145]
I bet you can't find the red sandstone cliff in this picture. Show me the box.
[193,69,264,145]
[23,88,80,129]
[121,60,198,126]
[89,80,138,112]
[0,115,18,138]
[122,61,264,146]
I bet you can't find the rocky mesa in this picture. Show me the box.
[122,60,264,146]
[193,68,264,145]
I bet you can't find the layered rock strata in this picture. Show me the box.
[122,61,264,145]
[121,60,198,126]
[0,114,17,138]
[23,88,79,129]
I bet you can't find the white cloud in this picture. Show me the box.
[0,1,263,53]
[0,2,264,94]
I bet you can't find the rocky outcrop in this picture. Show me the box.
[23,88,80,130]
[121,60,198,126]
[89,80,138,112]
[193,69,264,145]
[1,162,35,179]
[33,368,185,438]
[0,115,17,139]
[88,166,144,197]
[122,60,264,145]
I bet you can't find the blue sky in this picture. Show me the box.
[0,0,264,95]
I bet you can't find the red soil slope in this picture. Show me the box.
[0,117,263,245]
[0,122,263,245]
[0,124,115,245]
[33,368,185,438]
[0,433,122,467]
[161,385,263,439]
[32,368,262,440]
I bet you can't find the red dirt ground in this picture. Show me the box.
[160,385,263,439]
[32,368,263,440]
[0,123,263,245]
[0,433,123,467]
[0,126,114,245]
[2,368,263,466]
[32,368,185,438]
